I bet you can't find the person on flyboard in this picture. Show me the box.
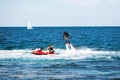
[63,31,70,44]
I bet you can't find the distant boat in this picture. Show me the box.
[27,20,33,29]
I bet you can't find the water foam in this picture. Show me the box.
[0,47,120,61]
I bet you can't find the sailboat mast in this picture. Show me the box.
[27,20,32,29]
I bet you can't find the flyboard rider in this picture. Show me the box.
[63,31,70,44]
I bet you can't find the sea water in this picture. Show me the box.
[0,27,120,80]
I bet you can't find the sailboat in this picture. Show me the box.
[27,20,33,29]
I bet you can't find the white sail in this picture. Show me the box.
[27,21,33,29]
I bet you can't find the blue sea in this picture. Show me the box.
[0,27,120,80]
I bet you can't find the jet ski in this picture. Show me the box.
[32,48,55,55]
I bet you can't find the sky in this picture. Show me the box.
[0,0,120,26]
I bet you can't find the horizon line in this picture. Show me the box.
[0,25,120,27]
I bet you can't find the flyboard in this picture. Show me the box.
[65,42,76,51]
[32,48,55,55]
